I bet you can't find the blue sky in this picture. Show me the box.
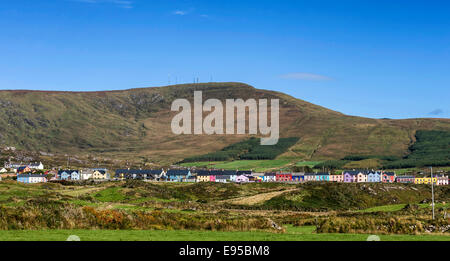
[0,0,449,119]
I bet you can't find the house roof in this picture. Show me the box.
[215,175,229,179]
[18,174,46,178]
[166,169,190,176]
[237,170,252,175]
[115,169,163,175]
[343,170,366,175]
[58,170,79,175]
[29,162,43,167]
[264,172,276,176]
[195,170,211,176]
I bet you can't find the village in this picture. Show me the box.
[1,161,448,186]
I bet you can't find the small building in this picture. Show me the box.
[166,169,192,182]
[396,175,415,184]
[17,174,47,184]
[292,173,305,182]
[80,169,94,180]
[304,173,316,182]
[436,175,449,186]
[415,177,437,185]
[212,170,238,182]
[29,162,44,170]
[235,175,249,183]
[263,172,276,182]
[367,171,382,182]
[342,171,360,183]
[276,172,292,182]
[5,162,44,170]
[58,170,80,181]
[4,162,23,169]
[252,173,265,182]
[195,170,211,182]
[0,168,8,173]
[315,172,330,182]
[115,169,163,181]
[215,175,229,183]
[329,174,343,182]
[382,172,396,183]
[356,171,368,183]
[93,169,109,180]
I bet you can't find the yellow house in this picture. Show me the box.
[414,177,437,184]
[92,170,106,180]
[197,175,210,182]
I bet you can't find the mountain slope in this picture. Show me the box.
[0,82,449,164]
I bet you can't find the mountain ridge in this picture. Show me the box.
[0,82,448,165]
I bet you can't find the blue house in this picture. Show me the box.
[315,172,330,181]
[367,171,382,182]
[292,173,305,182]
[166,169,192,182]
[58,170,80,180]
[17,174,47,183]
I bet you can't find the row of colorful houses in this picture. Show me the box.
[113,169,449,185]
[13,168,111,183]
[8,165,449,185]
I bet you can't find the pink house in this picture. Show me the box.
[209,175,216,182]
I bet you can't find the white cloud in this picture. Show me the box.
[173,10,187,15]
[74,0,133,9]
[280,72,332,81]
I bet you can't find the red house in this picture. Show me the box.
[276,172,292,182]
[382,172,396,183]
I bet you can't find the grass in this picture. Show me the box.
[0,181,448,240]
[0,226,448,241]
[94,187,126,202]
[180,159,292,172]
[179,161,225,168]
[210,160,292,172]
[359,203,448,213]
[295,161,322,167]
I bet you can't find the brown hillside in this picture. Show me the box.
[0,82,448,164]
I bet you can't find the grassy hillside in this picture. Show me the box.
[182,137,299,162]
[0,82,449,165]
[0,181,448,237]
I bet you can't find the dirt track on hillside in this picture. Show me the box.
[223,189,299,206]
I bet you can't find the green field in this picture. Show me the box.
[0,181,448,240]
[180,159,292,172]
[359,203,448,213]
[0,226,448,241]
[295,161,323,167]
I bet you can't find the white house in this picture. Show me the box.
[17,174,47,184]
[29,162,44,170]
[0,168,8,173]
[80,169,94,180]
[5,162,44,170]
[437,175,449,186]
